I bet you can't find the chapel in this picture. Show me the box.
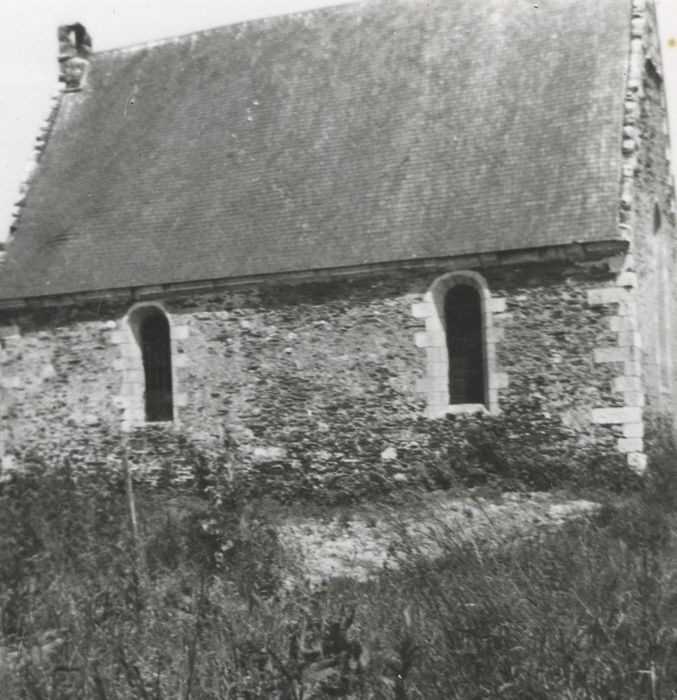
[0,0,674,485]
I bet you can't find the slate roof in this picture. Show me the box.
[0,0,631,300]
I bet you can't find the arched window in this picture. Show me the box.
[415,271,503,417]
[444,284,485,404]
[132,306,173,422]
[139,309,173,421]
[113,303,184,429]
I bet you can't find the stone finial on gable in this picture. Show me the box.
[58,23,92,91]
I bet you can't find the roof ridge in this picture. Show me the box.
[92,0,360,58]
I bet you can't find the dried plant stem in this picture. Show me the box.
[122,441,140,548]
[122,437,150,618]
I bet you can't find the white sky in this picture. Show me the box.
[0,0,676,240]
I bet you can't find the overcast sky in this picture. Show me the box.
[0,0,676,240]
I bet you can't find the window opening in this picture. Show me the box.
[444,284,485,404]
[139,309,173,421]
[653,203,672,392]
[654,203,662,234]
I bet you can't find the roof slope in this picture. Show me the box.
[0,0,630,300]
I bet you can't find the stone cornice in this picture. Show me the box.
[0,239,629,312]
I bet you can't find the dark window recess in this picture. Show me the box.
[444,285,485,404]
[140,311,173,421]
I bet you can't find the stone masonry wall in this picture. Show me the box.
[624,0,677,424]
[0,263,633,496]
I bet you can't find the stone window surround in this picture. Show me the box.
[413,270,507,419]
[111,301,188,431]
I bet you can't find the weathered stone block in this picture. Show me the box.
[489,297,507,314]
[426,404,448,419]
[615,272,638,288]
[415,377,429,394]
[425,346,448,365]
[623,422,644,438]
[587,287,630,306]
[613,375,642,392]
[427,361,448,378]
[591,407,642,424]
[445,403,487,415]
[424,314,444,332]
[617,331,642,349]
[411,302,432,319]
[428,391,449,407]
[609,316,636,333]
[489,372,509,390]
[486,327,504,344]
[484,389,498,411]
[627,452,648,474]
[125,408,144,423]
[594,347,628,364]
[414,331,428,348]
[625,357,642,377]
[616,299,637,317]
[623,391,645,407]
[426,331,447,347]
[618,437,643,453]
[607,255,629,274]
[380,446,397,461]
[112,395,127,410]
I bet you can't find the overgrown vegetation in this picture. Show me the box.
[0,427,676,698]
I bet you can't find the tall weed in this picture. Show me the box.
[1,430,677,697]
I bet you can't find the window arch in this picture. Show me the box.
[124,304,174,424]
[415,271,504,417]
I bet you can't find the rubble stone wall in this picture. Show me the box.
[0,262,635,493]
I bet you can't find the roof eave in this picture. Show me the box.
[0,239,630,312]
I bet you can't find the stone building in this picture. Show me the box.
[0,0,674,489]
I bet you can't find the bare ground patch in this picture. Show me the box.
[278,490,599,583]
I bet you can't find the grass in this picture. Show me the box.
[0,434,676,698]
